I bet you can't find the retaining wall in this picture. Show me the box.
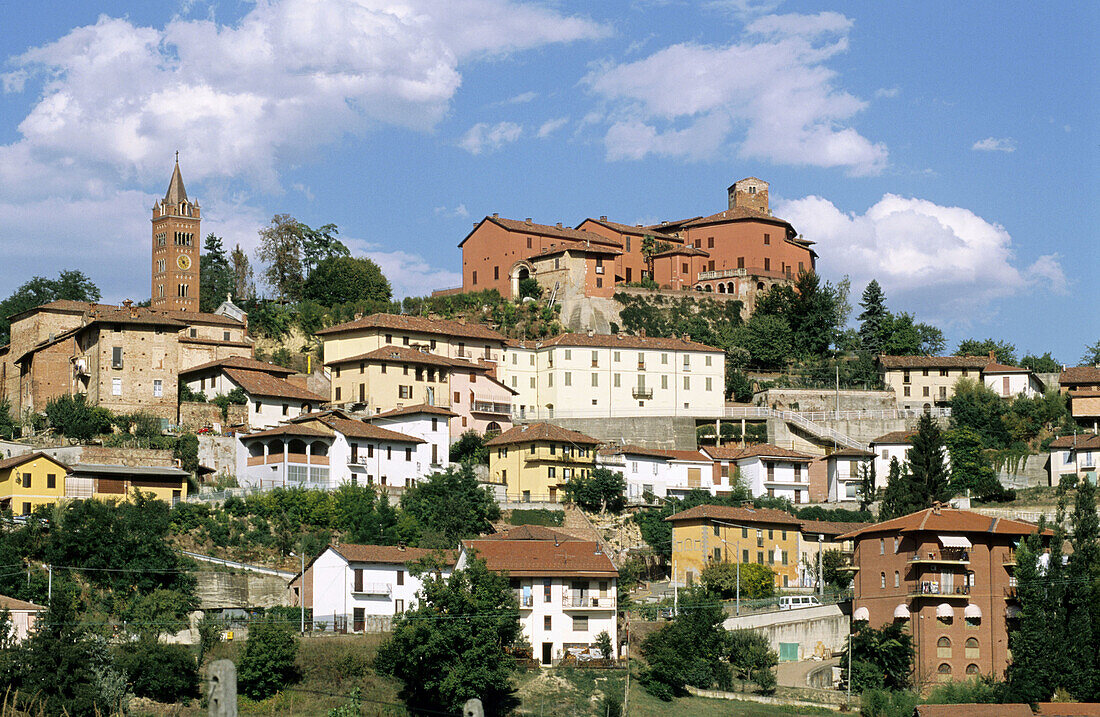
[550,416,699,450]
[723,604,849,661]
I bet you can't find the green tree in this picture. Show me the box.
[735,313,793,369]
[564,467,626,513]
[948,378,1011,449]
[879,457,914,521]
[639,588,730,699]
[257,213,306,300]
[400,465,501,546]
[210,387,248,421]
[947,427,1012,502]
[906,412,953,504]
[700,561,775,599]
[880,312,944,356]
[299,222,349,276]
[450,430,490,464]
[858,280,890,356]
[518,277,542,300]
[44,394,113,440]
[174,432,201,476]
[1005,526,1063,703]
[1021,352,1061,373]
[1062,476,1100,698]
[0,398,18,440]
[301,256,391,306]
[957,338,1017,365]
[375,558,520,716]
[727,629,777,680]
[237,616,300,701]
[230,243,255,300]
[820,549,851,590]
[333,483,403,545]
[199,233,235,312]
[114,640,199,702]
[858,460,876,511]
[842,622,913,691]
[0,270,101,345]
[1082,340,1100,366]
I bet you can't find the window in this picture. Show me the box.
[763,233,770,245]
[494,266,499,280]
[397,569,405,586]
[683,376,690,390]
[112,378,122,396]
[153,379,163,397]
[894,571,900,587]
[965,638,979,658]
[282,404,289,415]
[743,549,749,563]
[764,258,770,271]
[880,572,886,589]
[937,637,952,658]
[661,375,668,389]
[544,616,552,630]
[880,539,885,555]
[591,373,598,387]
[966,664,980,675]
[394,599,404,614]
[22,473,31,489]
[564,372,571,386]
[707,237,714,248]
[613,351,620,362]
[399,385,412,399]
[614,373,621,388]
[354,569,363,592]
[334,386,342,401]
[938,663,952,675]
[705,377,712,391]
[757,551,764,564]
[472,270,477,285]
[572,615,588,631]
[405,447,412,461]
[47,474,56,489]
[713,547,721,561]
[737,256,745,269]
[904,386,911,397]
[112,346,123,369]
[544,579,552,602]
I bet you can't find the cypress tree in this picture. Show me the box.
[857,279,890,355]
[1005,529,1060,703]
[907,413,952,505]
[1064,478,1100,699]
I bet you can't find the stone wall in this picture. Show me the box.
[723,603,849,661]
[198,435,238,480]
[80,446,175,467]
[754,388,897,413]
[179,402,221,431]
[194,570,291,610]
[549,416,698,450]
[996,453,1049,489]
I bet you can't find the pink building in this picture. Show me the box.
[449,365,517,438]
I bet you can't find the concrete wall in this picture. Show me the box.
[549,416,699,450]
[194,570,291,610]
[198,435,237,479]
[995,453,1049,489]
[723,604,849,661]
[754,389,896,413]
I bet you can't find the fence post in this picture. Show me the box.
[463,698,484,717]
[207,659,238,717]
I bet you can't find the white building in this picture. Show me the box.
[702,444,815,503]
[825,448,876,502]
[364,404,454,472]
[236,410,428,491]
[179,356,326,429]
[1047,434,1100,486]
[500,333,725,420]
[869,431,916,489]
[598,445,736,500]
[461,534,618,666]
[0,594,43,642]
[292,543,456,631]
[982,361,1044,399]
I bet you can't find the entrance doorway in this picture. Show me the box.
[542,642,553,665]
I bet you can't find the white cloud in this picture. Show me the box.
[705,0,785,19]
[584,12,887,174]
[344,238,462,298]
[972,137,1016,152]
[433,204,470,219]
[459,121,523,154]
[498,91,538,105]
[875,87,900,98]
[775,193,1067,322]
[537,117,569,138]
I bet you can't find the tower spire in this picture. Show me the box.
[165,153,188,205]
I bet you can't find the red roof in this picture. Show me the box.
[464,539,617,577]
[701,444,815,462]
[485,423,600,447]
[241,424,332,440]
[481,525,579,541]
[878,355,988,370]
[460,216,624,249]
[665,504,802,526]
[653,245,710,258]
[313,416,424,444]
[508,332,721,354]
[824,447,876,459]
[1048,434,1100,450]
[332,544,457,566]
[223,368,327,402]
[0,594,45,611]
[838,507,1050,541]
[577,217,678,240]
[983,361,1031,374]
[0,451,70,473]
[368,404,457,420]
[871,430,917,445]
[1061,366,1100,386]
[181,355,294,376]
[315,312,506,342]
[800,519,873,537]
[327,345,482,370]
[915,706,1033,717]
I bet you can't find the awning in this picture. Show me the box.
[853,606,870,621]
[936,603,954,619]
[964,604,982,619]
[939,535,972,549]
[1006,605,1022,619]
[893,604,911,620]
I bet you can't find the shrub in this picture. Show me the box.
[508,509,564,527]
[701,562,775,599]
[44,394,113,440]
[727,629,777,680]
[595,630,614,660]
[211,387,248,421]
[859,688,919,717]
[114,640,200,702]
[752,666,777,694]
[237,616,300,700]
[564,468,626,513]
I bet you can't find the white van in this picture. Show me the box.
[779,595,821,610]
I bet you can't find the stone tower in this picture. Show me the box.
[727,177,770,215]
[151,155,200,312]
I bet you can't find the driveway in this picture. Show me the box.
[777,658,839,688]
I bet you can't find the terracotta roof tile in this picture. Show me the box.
[665,505,803,526]
[680,206,797,234]
[508,332,722,353]
[485,423,600,447]
[315,313,506,341]
[0,594,45,611]
[799,519,872,537]
[598,444,672,460]
[327,345,481,370]
[1048,434,1100,450]
[1036,703,1100,716]
[181,356,294,376]
[367,404,458,419]
[838,507,1050,541]
[314,416,424,444]
[871,430,918,445]
[653,245,709,258]
[983,361,1031,374]
[0,451,69,473]
[915,706,1034,717]
[334,544,458,566]
[481,525,579,541]
[1061,366,1100,385]
[464,539,617,577]
[178,337,253,348]
[223,368,327,402]
[526,244,622,260]
[878,355,989,370]
[160,310,244,327]
[700,444,815,462]
[578,218,678,240]
[461,216,623,249]
[824,447,877,459]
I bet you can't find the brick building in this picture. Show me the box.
[451,178,816,303]
[151,156,201,312]
[1060,365,1100,430]
[840,505,1050,684]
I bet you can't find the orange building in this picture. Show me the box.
[841,505,1050,685]
[574,217,682,285]
[151,156,201,312]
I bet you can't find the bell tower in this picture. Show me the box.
[151,154,201,312]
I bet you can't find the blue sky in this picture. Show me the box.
[0,0,1096,363]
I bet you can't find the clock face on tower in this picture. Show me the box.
[177,254,192,271]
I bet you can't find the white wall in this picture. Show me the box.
[872,443,910,489]
[738,457,810,502]
[310,548,451,626]
[983,372,1042,399]
[828,457,870,502]
[370,413,451,473]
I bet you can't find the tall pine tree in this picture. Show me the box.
[878,415,952,520]
[858,279,890,356]
[199,233,235,312]
[1063,477,1100,699]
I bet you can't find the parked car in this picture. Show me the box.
[779,595,821,610]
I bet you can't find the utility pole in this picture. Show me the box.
[818,534,824,598]
[47,564,52,604]
[735,558,740,615]
[300,548,305,635]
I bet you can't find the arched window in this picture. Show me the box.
[717,284,725,293]
[937,636,952,658]
[248,443,264,458]
[288,439,307,455]
[309,441,328,457]
[966,664,980,675]
[485,422,502,435]
[965,637,980,658]
[894,571,900,588]
[938,663,952,675]
[937,637,951,647]
[757,282,765,291]
[880,572,886,589]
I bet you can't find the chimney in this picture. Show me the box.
[932,501,942,515]
[587,329,594,337]
[354,312,363,320]
[457,317,467,325]
[492,212,499,219]
[525,218,532,225]
[988,350,996,360]
[556,222,563,229]
[639,329,646,338]
[122,299,133,308]
[600,216,607,221]
[398,542,406,551]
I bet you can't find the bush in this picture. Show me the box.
[595,630,614,660]
[752,666,777,694]
[859,688,919,717]
[237,617,300,700]
[701,562,775,599]
[727,629,777,680]
[508,509,564,527]
[44,394,113,440]
[114,640,199,702]
[450,430,489,465]
[211,387,248,421]
[597,693,623,717]
[564,468,626,513]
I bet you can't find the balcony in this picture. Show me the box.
[1002,550,1016,567]
[514,592,534,608]
[908,550,969,565]
[909,583,970,599]
[631,387,653,400]
[637,361,645,371]
[472,400,512,416]
[562,593,615,610]
[352,583,392,596]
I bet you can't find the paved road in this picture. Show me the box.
[777,658,839,688]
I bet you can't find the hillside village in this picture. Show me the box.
[0,160,1097,717]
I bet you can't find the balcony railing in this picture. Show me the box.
[472,401,511,415]
[908,550,970,565]
[514,592,534,608]
[631,387,653,399]
[909,582,970,598]
[352,583,392,596]
[562,593,615,609]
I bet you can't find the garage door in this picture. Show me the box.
[778,642,799,662]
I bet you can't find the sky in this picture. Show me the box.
[0,0,1096,363]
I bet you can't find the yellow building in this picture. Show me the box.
[67,464,189,506]
[485,423,600,502]
[666,504,803,589]
[0,452,69,516]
